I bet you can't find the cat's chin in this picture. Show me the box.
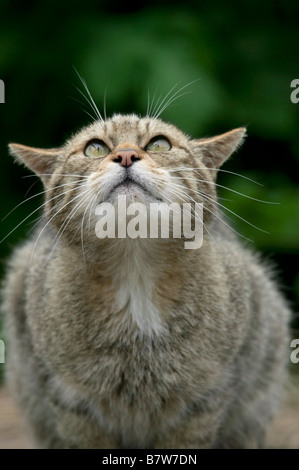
[108,179,160,204]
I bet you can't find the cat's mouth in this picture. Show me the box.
[110,174,161,201]
[115,175,141,189]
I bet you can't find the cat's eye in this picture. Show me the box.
[84,140,110,158]
[145,136,171,152]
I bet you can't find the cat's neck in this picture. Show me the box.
[58,236,203,337]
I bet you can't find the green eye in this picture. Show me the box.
[84,140,110,157]
[145,136,171,152]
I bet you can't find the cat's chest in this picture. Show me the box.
[114,276,164,336]
[94,246,170,336]
[50,358,184,448]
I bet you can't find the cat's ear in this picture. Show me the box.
[9,143,61,184]
[192,127,246,169]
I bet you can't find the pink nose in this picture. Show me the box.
[113,149,139,167]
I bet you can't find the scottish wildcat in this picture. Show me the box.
[2,113,290,448]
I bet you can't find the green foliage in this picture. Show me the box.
[0,1,298,321]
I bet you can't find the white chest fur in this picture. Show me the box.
[112,242,164,337]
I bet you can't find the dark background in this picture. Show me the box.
[0,0,298,339]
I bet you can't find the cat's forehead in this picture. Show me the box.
[66,114,190,149]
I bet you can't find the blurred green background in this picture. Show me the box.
[0,0,298,351]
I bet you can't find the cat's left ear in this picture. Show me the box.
[192,127,246,170]
[9,143,61,184]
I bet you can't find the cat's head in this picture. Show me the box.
[9,114,245,246]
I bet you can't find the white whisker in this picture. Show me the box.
[29,185,92,264]
[156,175,253,242]
[153,80,200,120]
[168,167,264,186]
[70,96,99,122]
[152,83,180,120]
[80,192,97,268]
[169,180,268,234]
[171,175,278,205]
[42,189,93,270]
[156,178,215,242]
[172,184,253,242]
[73,67,103,122]
[2,182,85,222]
[88,193,99,234]
[0,184,86,245]
[103,87,108,121]
[147,85,159,118]
[22,174,89,179]
[146,87,150,117]
[154,91,192,120]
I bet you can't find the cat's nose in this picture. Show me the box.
[113,149,140,167]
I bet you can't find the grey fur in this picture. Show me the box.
[2,115,290,448]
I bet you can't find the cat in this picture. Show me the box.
[2,112,291,448]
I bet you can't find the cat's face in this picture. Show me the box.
[60,114,198,207]
[9,114,245,245]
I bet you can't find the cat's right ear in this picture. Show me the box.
[8,143,60,184]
